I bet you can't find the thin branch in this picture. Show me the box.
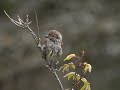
[34,9,41,48]
[4,10,40,47]
[4,10,64,90]
[34,9,40,39]
[44,58,64,90]
[4,10,24,28]
[53,71,64,90]
[27,25,38,45]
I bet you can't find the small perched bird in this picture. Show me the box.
[41,30,63,61]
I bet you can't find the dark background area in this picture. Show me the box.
[0,0,120,90]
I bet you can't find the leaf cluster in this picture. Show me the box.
[60,51,92,90]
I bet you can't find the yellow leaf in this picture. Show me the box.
[84,62,92,73]
[81,78,88,84]
[60,62,76,73]
[87,64,92,72]
[80,84,91,90]
[69,62,75,69]
[64,72,75,77]
[76,74,80,81]
[88,85,91,90]
[64,72,75,80]
[85,85,89,90]
[81,78,91,90]
[80,84,86,90]
[62,64,69,73]
[68,73,74,80]
[64,54,76,61]
[72,73,80,81]
[71,64,75,69]
[64,71,80,81]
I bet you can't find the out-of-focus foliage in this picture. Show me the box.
[0,0,120,90]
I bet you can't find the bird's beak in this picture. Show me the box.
[45,35,49,38]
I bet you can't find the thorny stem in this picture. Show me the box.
[4,10,64,90]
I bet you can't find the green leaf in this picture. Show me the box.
[71,64,75,69]
[64,72,75,80]
[73,74,80,81]
[62,64,69,73]
[60,62,76,73]
[87,85,91,90]
[76,74,80,81]
[68,73,75,80]
[85,85,89,90]
[80,84,86,90]
[64,72,80,81]
[80,78,91,90]
[80,83,91,90]
[64,54,76,61]
[69,62,75,69]
[81,78,88,84]
[85,84,90,90]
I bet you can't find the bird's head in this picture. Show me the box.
[45,30,62,42]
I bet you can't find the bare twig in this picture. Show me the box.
[27,25,38,45]
[34,9,41,48]
[34,9,40,39]
[4,10,41,47]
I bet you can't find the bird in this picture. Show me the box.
[41,30,63,62]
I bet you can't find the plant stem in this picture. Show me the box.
[53,70,64,90]
[44,58,64,90]
[27,25,39,45]
[4,11,64,90]
[27,26,64,90]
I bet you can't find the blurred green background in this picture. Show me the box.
[0,0,120,90]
